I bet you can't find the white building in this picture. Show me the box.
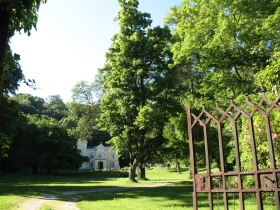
[77,140,120,170]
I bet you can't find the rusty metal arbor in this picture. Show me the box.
[187,93,280,210]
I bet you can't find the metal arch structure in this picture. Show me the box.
[187,93,280,210]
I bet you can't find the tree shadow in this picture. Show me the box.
[0,171,127,197]
[74,183,196,208]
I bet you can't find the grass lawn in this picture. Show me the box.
[0,167,277,209]
[0,167,188,209]
[76,167,193,210]
[0,170,129,209]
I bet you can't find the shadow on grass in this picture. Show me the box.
[76,182,204,209]
[0,171,127,197]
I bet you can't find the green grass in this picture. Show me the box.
[0,195,25,209]
[0,167,277,210]
[0,167,187,209]
[36,182,193,210]
[77,183,192,210]
[0,170,129,209]
[39,201,68,210]
[76,183,273,210]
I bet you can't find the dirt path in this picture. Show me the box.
[18,183,173,210]
[19,194,59,210]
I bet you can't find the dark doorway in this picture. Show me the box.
[98,161,103,169]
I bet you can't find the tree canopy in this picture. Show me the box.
[166,0,280,105]
[1,94,87,172]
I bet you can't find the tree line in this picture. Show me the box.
[0,0,279,180]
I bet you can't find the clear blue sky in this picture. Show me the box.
[11,0,181,102]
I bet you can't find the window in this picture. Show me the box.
[98,152,104,159]
[110,153,114,160]
[110,162,114,168]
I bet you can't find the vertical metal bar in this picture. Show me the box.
[257,176,263,210]
[232,120,244,210]
[248,117,263,210]
[232,121,241,172]
[237,175,245,210]
[203,125,211,174]
[203,124,213,209]
[248,117,258,171]
[265,114,276,169]
[217,123,228,210]
[275,191,280,210]
[187,108,197,209]
[209,192,213,210]
[193,192,197,210]
[239,192,245,210]
[236,125,245,210]
[224,192,228,210]
[264,115,280,209]
[217,123,225,173]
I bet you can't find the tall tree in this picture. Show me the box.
[2,94,87,172]
[162,113,188,173]
[71,80,99,106]
[44,95,66,121]
[99,0,178,181]
[0,46,25,160]
[24,116,87,173]
[63,102,100,141]
[166,0,280,105]
[1,46,24,95]
[12,93,44,115]
[0,0,46,108]
[64,81,103,143]
[0,97,20,163]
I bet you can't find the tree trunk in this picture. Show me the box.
[0,3,10,65]
[176,161,181,173]
[128,156,139,182]
[138,162,147,180]
[0,3,10,110]
[0,74,4,110]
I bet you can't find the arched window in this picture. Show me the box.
[98,152,104,159]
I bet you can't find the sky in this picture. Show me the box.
[10,0,181,103]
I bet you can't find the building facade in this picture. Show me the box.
[77,140,120,170]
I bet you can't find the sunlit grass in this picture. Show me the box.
[39,200,69,210]
[0,195,25,210]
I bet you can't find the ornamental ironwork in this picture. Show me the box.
[187,93,280,209]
